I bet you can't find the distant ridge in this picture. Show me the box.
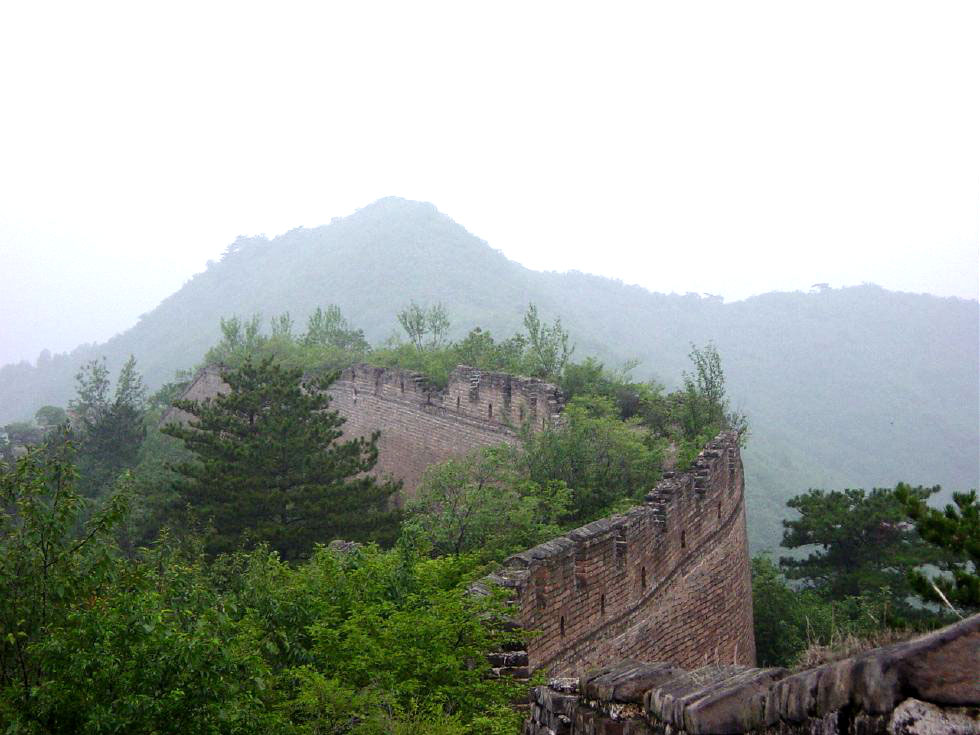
[2,197,977,550]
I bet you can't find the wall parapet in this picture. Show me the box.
[334,363,565,435]
[165,363,565,498]
[523,614,980,734]
[474,432,755,677]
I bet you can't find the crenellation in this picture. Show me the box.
[446,365,563,430]
[169,362,565,499]
[170,365,774,706]
[481,432,755,678]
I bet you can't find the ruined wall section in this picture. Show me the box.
[162,365,228,425]
[482,433,754,676]
[166,363,564,497]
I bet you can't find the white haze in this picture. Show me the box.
[0,1,977,367]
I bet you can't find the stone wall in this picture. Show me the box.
[523,614,980,734]
[166,363,564,497]
[169,368,757,687]
[170,364,228,407]
[327,364,563,495]
[476,433,755,677]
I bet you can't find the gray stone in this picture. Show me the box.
[888,698,979,735]
[583,661,682,704]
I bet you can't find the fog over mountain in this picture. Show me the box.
[3,3,977,372]
[1,197,977,550]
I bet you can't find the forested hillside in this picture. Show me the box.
[2,197,977,549]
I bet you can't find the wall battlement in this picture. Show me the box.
[475,432,755,677]
[328,364,562,494]
[170,367,756,683]
[163,364,978,735]
[167,363,564,496]
[334,363,564,433]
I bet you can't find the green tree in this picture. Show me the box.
[522,303,572,380]
[28,540,273,734]
[271,311,295,340]
[208,314,265,363]
[0,435,129,726]
[117,377,198,551]
[452,327,527,376]
[685,342,725,420]
[406,445,571,560]
[225,540,524,734]
[397,302,451,353]
[752,555,814,666]
[162,357,401,559]
[648,343,749,470]
[522,396,662,522]
[69,356,147,497]
[779,486,939,618]
[377,305,578,390]
[897,483,979,613]
[678,342,747,443]
[304,305,370,354]
[562,357,670,433]
[751,555,904,668]
[204,308,370,372]
[0,444,522,734]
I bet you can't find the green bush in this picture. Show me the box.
[0,446,524,734]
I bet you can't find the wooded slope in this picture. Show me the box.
[3,197,976,549]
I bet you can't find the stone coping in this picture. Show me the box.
[527,614,980,734]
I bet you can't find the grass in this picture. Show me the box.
[792,627,917,671]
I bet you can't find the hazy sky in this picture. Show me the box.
[1,1,977,367]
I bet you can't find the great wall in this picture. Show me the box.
[171,363,565,496]
[172,363,979,734]
[523,614,979,734]
[473,431,754,677]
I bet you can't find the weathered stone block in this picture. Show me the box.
[888,698,980,735]
[680,666,788,734]
[583,661,683,704]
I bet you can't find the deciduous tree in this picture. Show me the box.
[397,301,451,352]
[303,304,370,353]
[522,303,572,380]
[0,436,129,721]
[69,356,147,497]
[522,396,662,522]
[406,445,570,560]
[679,342,747,442]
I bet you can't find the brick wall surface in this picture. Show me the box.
[166,363,564,498]
[169,367,756,683]
[480,433,755,676]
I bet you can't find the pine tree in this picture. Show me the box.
[162,358,401,559]
[897,483,979,613]
[779,486,942,620]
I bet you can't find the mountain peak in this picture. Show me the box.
[349,196,441,220]
[0,198,975,554]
